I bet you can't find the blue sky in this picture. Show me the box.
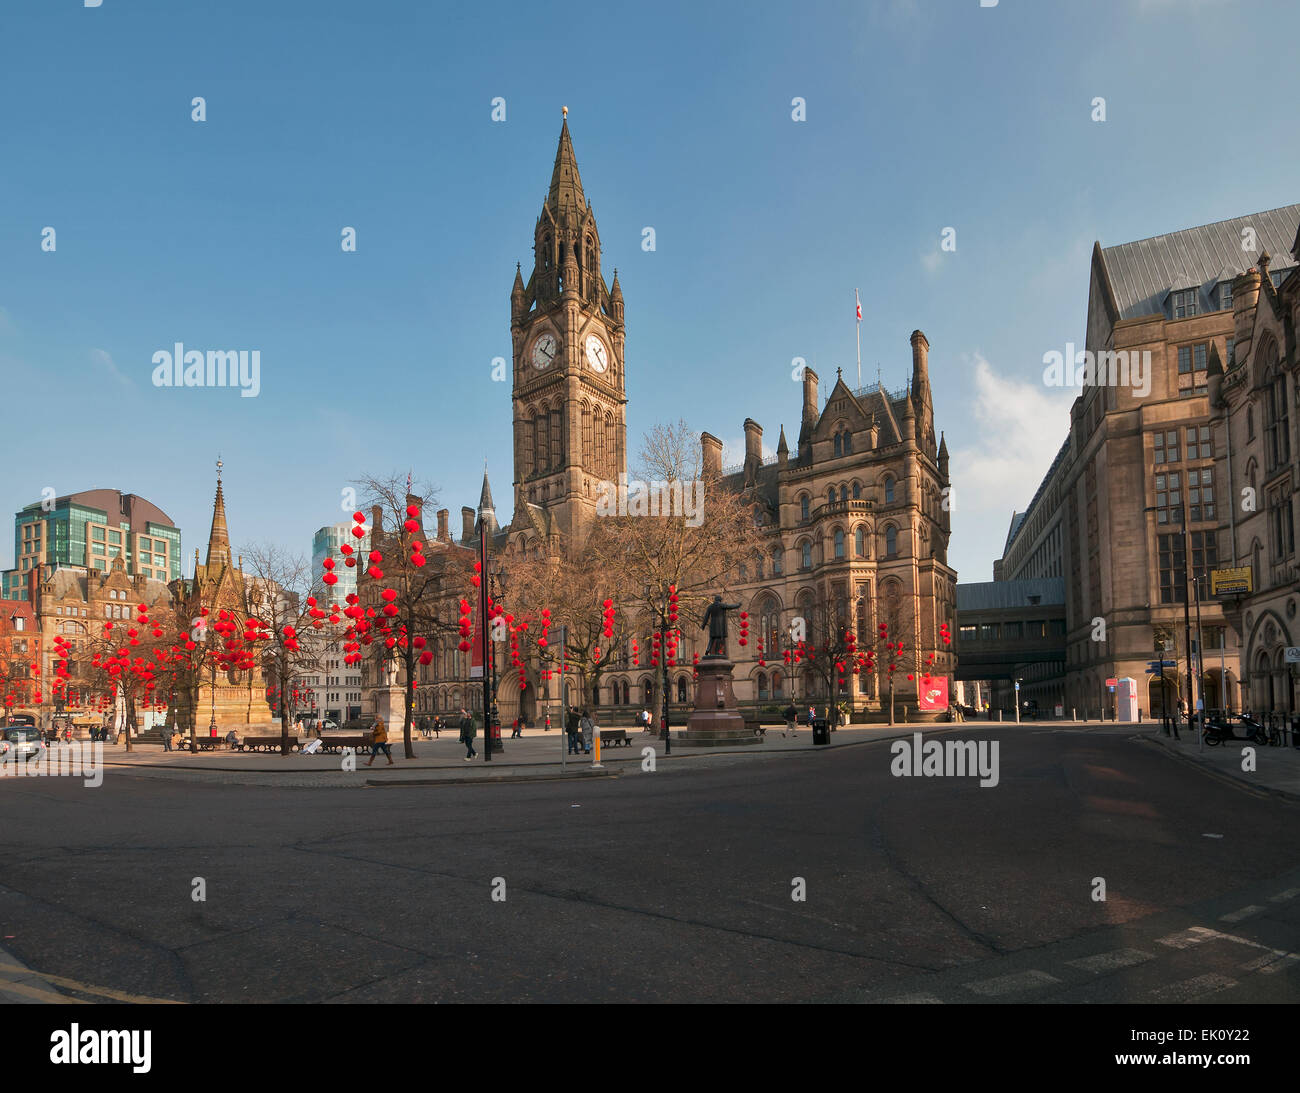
[1,0,1295,581]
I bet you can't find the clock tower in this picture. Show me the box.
[511,111,627,542]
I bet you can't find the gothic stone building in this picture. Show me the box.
[360,117,956,724]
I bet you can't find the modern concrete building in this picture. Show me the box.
[3,489,181,600]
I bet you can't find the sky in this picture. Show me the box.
[1,0,1296,582]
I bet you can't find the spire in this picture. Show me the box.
[205,459,231,569]
[547,112,585,214]
[938,431,949,458]
[511,262,526,296]
[610,268,622,300]
[777,424,789,455]
[478,463,496,515]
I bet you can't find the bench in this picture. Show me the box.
[597,729,631,747]
[237,736,302,753]
[316,735,373,754]
[182,737,225,752]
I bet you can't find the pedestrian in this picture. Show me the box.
[432,716,442,739]
[565,709,581,754]
[579,709,594,754]
[162,725,173,751]
[458,707,477,760]
[782,701,798,738]
[544,713,551,732]
[418,715,431,740]
[365,715,393,767]
[511,717,522,739]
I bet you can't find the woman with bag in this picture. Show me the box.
[458,707,477,760]
[365,715,393,767]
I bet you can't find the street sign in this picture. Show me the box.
[1146,660,1176,671]
[1105,677,1117,686]
[1286,647,1300,664]
[1210,566,1252,596]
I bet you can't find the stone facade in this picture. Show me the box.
[355,117,957,725]
[1210,242,1300,715]
[999,207,1300,716]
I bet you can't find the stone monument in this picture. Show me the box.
[683,595,760,747]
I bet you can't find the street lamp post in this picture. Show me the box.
[659,602,672,756]
[1179,506,1198,744]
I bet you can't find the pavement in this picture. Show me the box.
[76,719,1300,798]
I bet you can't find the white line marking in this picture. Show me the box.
[1220,905,1266,923]
[964,970,1060,997]
[1148,974,1237,1002]
[1066,949,1155,973]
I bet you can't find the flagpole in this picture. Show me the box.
[855,289,862,388]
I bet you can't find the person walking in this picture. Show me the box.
[544,713,551,732]
[579,709,595,754]
[782,701,798,738]
[458,707,477,760]
[161,725,173,751]
[418,715,431,740]
[565,710,581,755]
[365,715,393,766]
[511,717,522,739]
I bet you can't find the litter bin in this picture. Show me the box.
[1291,715,1300,749]
[812,717,830,746]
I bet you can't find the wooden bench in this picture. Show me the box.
[237,736,302,753]
[316,735,372,754]
[597,729,631,747]
[183,737,225,752]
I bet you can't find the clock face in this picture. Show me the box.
[585,334,609,373]
[531,333,557,369]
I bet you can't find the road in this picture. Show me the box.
[1,724,1297,1003]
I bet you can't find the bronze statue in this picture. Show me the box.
[700,594,741,657]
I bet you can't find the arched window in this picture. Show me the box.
[758,672,769,700]
[833,435,842,457]
[840,486,848,502]
[884,477,895,504]
[885,526,898,557]
[855,526,866,557]
[772,547,783,576]
[834,529,845,558]
[772,671,783,698]
[801,541,812,569]
[843,432,853,454]
[677,676,688,703]
[852,481,861,499]
[800,495,810,521]
[828,487,836,504]
[1247,407,1255,440]
[642,678,654,705]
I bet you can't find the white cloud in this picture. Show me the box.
[949,353,1074,572]
[90,348,131,386]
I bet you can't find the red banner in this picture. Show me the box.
[918,676,949,711]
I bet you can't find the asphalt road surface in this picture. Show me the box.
[2,725,1298,1003]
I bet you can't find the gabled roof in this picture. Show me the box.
[1099,204,1300,320]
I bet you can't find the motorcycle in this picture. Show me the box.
[1202,713,1267,746]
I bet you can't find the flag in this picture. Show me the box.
[406,469,412,493]
[855,289,862,323]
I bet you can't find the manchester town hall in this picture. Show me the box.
[362,116,957,725]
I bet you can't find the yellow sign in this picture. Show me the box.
[1210,566,1253,596]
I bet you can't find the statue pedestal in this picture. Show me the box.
[374,685,406,731]
[682,658,760,747]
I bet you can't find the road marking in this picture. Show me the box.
[1157,927,1219,949]
[0,963,180,1004]
[1148,974,1237,1002]
[1239,952,1300,975]
[1220,905,1266,923]
[884,992,944,1004]
[964,970,1060,997]
[1268,887,1300,902]
[1066,948,1154,973]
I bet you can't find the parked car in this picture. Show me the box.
[1,726,46,762]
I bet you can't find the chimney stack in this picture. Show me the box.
[910,330,930,395]
[461,506,476,543]
[701,432,723,479]
[437,508,450,542]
